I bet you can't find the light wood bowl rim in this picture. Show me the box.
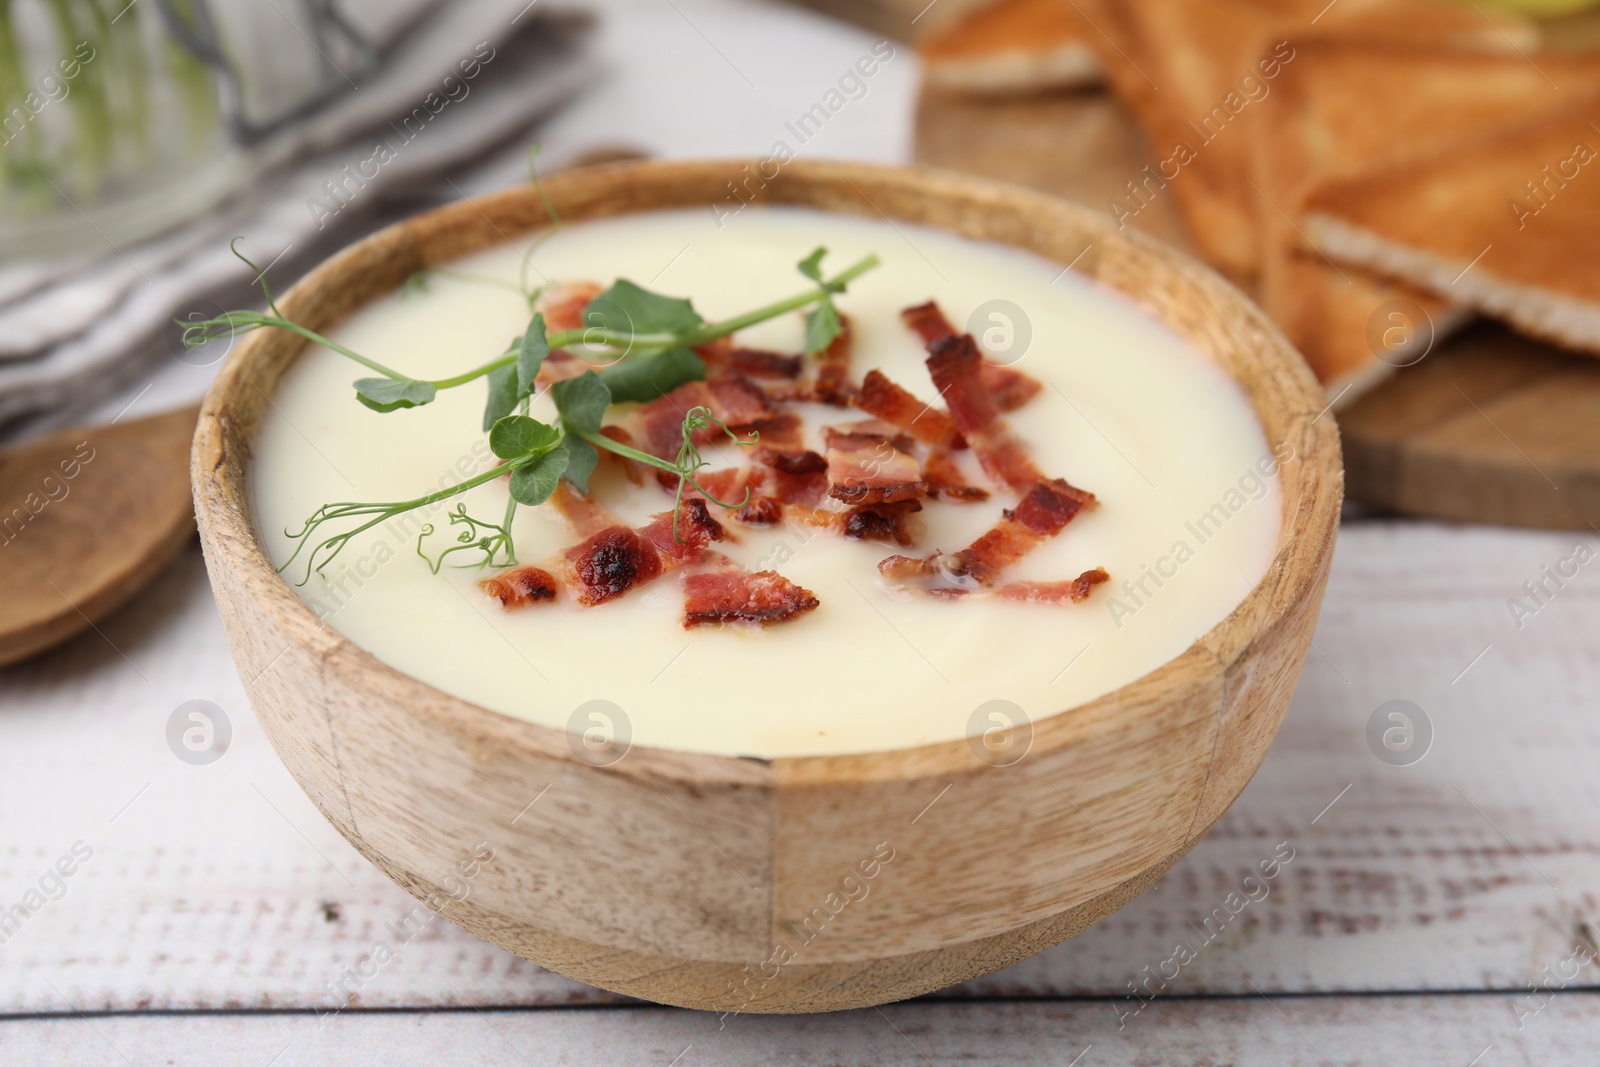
[193,157,1340,791]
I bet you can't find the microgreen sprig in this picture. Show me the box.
[192,147,879,582]
[184,240,879,415]
[417,504,515,575]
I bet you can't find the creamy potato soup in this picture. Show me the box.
[251,207,1281,758]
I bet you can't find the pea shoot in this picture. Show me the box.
[184,154,880,583]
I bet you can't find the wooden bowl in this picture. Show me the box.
[192,160,1342,1014]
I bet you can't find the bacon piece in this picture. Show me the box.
[727,348,803,380]
[753,447,826,475]
[565,527,664,605]
[678,467,787,526]
[738,411,805,450]
[630,389,701,458]
[707,371,773,426]
[557,499,724,606]
[998,568,1110,604]
[550,481,617,537]
[596,425,647,487]
[682,556,819,628]
[902,301,956,345]
[771,472,826,508]
[535,282,602,333]
[980,362,1043,413]
[479,566,559,609]
[821,420,915,454]
[695,342,801,382]
[734,497,785,526]
[902,300,1044,413]
[638,500,724,565]
[878,478,1094,589]
[922,448,988,503]
[855,369,965,450]
[690,467,759,498]
[845,501,921,545]
[826,437,927,506]
[786,500,922,546]
[927,334,1043,493]
[536,349,596,386]
[626,371,774,459]
[813,314,856,406]
[739,420,828,507]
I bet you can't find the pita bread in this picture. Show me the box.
[1092,0,1535,282]
[919,0,1103,95]
[1305,87,1600,356]
[1249,42,1600,387]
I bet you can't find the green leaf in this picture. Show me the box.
[551,372,612,435]
[517,312,549,397]
[557,436,600,494]
[582,280,702,337]
[803,301,842,355]
[597,347,706,404]
[508,447,570,506]
[482,364,519,431]
[797,246,827,283]
[354,377,437,413]
[489,415,560,460]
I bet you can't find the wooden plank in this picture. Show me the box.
[2,523,1598,1012]
[913,87,1195,253]
[1340,323,1600,530]
[8,993,1600,1065]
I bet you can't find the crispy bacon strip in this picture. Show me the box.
[695,341,801,382]
[902,301,956,345]
[535,282,602,333]
[626,371,773,458]
[878,478,1094,589]
[680,467,776,524]
[707,371,773,425]
[535,349,597,386]
[728,348,803,380]
[786,500,922,546]
[592,425,646,487]
[550,481,618,537]
[682,555,818,628]
[902,301,1043,414]
[855,369,964,450]
[826,437,927,506]
[922,448,988,503]
[479,566,559,608]
[981,363,1042,413]
[554,499,725,606]
[753,447,826,475]
[822,419,914,454]
[998,568,1110,604]
[927,334,1043,493]
[739,411,805,449]
[813,314,855,406]
[732,415,826,506]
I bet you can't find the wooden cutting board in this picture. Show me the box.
[914,85,1600,532]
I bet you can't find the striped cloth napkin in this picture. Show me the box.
[0,0,595,438]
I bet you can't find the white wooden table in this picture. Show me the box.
[4,2,1598,1063]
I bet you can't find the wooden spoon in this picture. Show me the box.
[0,405,198,668]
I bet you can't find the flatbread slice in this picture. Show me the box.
[918,0,1103,95]
[1305,87,1600,356]
[1249,42,1600,388]
[1096,0,1535,282]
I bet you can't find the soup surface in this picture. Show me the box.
[251,206,1282,757]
